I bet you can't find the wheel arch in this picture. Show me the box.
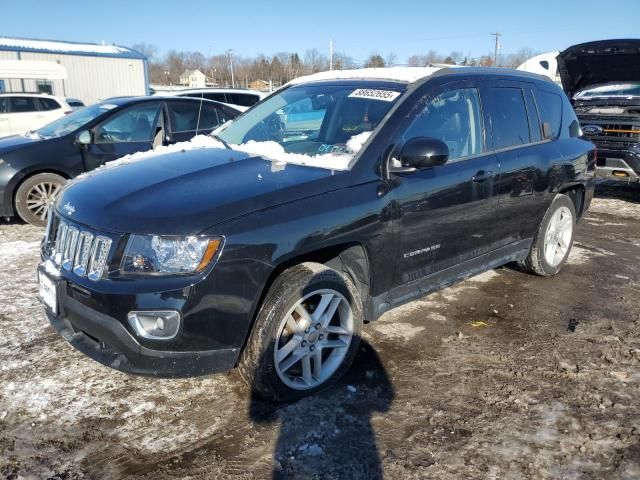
[559,184,586,219]
[10,168,71,218]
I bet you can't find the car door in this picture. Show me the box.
[166,100,234,143]
[0,97,10,136]
[8,96,41,135]
[81,101,163,171]
[485,81,552,246]
[390,80,500,291]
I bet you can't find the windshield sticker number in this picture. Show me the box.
[348,89,400,102]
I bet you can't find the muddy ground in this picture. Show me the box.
[1,185,639,480]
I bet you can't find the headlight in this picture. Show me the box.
[121,235,223,275]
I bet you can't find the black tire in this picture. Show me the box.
[239,262,363,402]
[15,173,66,227]
[520,193,576,276]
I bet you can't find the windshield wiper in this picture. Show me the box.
[211,134,232,150]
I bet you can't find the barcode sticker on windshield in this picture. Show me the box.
[348,89,400,102]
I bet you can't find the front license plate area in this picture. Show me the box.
[38,271,58,315]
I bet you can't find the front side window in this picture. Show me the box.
[95,102,162,143]
[9,97,39,113]
[490,87,531,149]
[403,87,484,161]
[216,83,404,169]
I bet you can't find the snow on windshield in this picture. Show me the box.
[231,131,372,171]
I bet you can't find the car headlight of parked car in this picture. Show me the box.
[121,235,223,275]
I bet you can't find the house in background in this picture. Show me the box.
[179,69,208,88]
[0,36,148,104]
[249,79,269,91]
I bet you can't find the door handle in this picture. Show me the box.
[472,170,494,182]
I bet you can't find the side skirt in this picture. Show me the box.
[367,238,533,321]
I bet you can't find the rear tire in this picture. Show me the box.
[239,262,363,402]
[521,193,576,276]
[15,173,65,227]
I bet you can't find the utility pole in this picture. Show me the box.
[490,32,501,67]
[329,38,333,71]
[228,49,235,88]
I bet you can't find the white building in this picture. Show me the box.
[179,69,207,88]
[0,37,148,104]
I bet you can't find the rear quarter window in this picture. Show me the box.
[41,98,62,111]
[535,90,563,140]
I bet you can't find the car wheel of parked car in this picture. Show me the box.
[521,193,576,276]
[15,173,66,227]
[239,262,363,402]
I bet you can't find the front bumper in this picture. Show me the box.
[595,148,640,183]
[39,265,239,377]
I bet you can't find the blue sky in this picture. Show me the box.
[1,0,639,62]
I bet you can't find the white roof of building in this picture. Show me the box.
[287,66,443,86]
[0,37,146,60]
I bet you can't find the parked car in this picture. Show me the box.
[558,39,640,183]
[0,93,71,138]
[40,67,595,401]
[65,98,86,111]
[0,96,240,226]
[168,88,267,111]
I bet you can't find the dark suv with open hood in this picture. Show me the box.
[558,39,640,183]
[38,67,595,401]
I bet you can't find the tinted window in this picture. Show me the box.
[0,97,7,113]
[403,87,484,161]
[168,101,224,133]
[490,88,530,149]
[9,97,39,113]
[227,93,260,107]
[202,93,228,103]
[41,98,62,111]
[95,102,162,143]
[535,90,563,140]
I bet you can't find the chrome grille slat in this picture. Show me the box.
[48,215,112,281]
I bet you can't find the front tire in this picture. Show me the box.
[15,173,65,227]
[521,193,576,276]
[239,262,363,402]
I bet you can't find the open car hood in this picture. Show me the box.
[557,39,640,99]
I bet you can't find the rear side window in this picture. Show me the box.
[9,97,39,113]
[0,98,7,113]
[227,93,259,107]
[535,90,563,140]
[40,98,62,111]
[168,101,224,133]
[490,87,531,149]
[202,93,228,103]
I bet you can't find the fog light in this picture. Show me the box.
[127,310,181,340]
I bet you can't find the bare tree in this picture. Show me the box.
[364,54,385,68]
[385,52,398,67]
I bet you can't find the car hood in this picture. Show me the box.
[55,147,353,235]
[557,39,640,99]
[0,134,43,154]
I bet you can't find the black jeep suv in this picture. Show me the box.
[558,39,640,183]
[39,67,595,401]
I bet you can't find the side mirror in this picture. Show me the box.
[397,137,449,170]
[76,130,91,146]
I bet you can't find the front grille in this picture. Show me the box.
[47,214,113,281]
[578,115,640,148]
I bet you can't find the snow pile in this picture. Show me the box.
[287,67,442,86]
[232,131,373,171]
[76,135,226,179]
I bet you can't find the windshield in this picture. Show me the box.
[575,82,640,99]
[216,83,404,170]
[36,102,118,138]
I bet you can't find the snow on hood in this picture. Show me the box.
[231,131,372,171]
[286,67,442,86]
[77,130,373,180]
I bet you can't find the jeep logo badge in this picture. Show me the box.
[63,202,76,215]
[582,125,603,135]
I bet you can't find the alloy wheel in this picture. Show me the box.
[543,205,573,267]
[25,181,61,221]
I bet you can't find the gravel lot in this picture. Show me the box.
[1,186,639,480]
